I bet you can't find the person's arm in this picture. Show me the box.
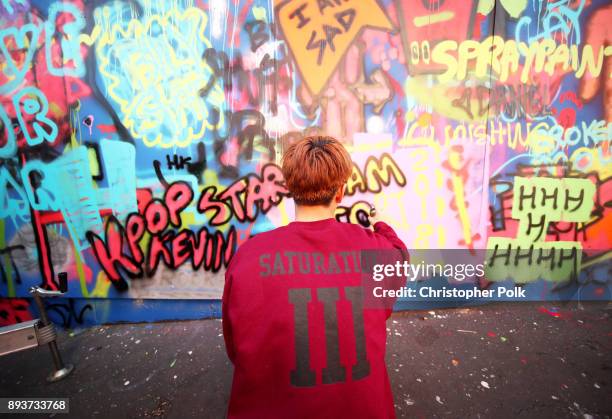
[222,269,236,364]
[373,221,407,252]
[369,212,409,317]
[370,208,408,250]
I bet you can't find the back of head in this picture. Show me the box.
[281,136,353,206]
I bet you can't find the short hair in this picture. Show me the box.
[281,135,353,206]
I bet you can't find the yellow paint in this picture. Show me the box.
[440,121,534,150]
[180,211,198,229]
[277,199,291,226]
[435,169,444,188]
[73,246,89,297]
[526,123,557,155]
[90,272,112,298]
[87,147,100,178]
[93,6,225,148]
[436,196,445,217]
[413,11,455,28]
[450,173,472,245]
[414,173,429,220]
[364,154,406,192]
[512,177,596,241]
[410,149,429,171]
[374,190,409,229]
[277,0,393,95]
[346,165,367,196]
[448,148,472,246]
[417,112,432,127]
[477,0,495,15]
[198,169,233,233]
[414,223,433,248]
[399,122,441,152]
[252,6,267,22]
[404,76,488,123]
[345,136,393,153]
[437,226,446,247]
[581,251,611,269]
[79,25,101,46]
[0,220,14,297]
[432,36,612,84]
[570,146,612,178]
[499,0,528,18]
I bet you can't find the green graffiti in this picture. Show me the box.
[486,176,596,283]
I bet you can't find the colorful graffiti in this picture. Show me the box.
[0,0,610,326]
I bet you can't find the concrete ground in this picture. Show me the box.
[0,302,610,418]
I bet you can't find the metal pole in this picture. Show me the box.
[31,291,73,381]
[32,292,64,370]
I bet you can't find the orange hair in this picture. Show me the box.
[281,136,352,205]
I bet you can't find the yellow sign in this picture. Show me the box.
[277,0,394,95]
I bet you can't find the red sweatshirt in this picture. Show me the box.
[222,219,407,418]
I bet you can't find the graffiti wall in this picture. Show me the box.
[0,0,610,326]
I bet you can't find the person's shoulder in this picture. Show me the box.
[227,225,291,273]
[337,221,403,249]
[336,220,377,238]
[233,224,291,255]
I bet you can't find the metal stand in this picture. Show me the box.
[0,273,74,382]
[29,273,74,383]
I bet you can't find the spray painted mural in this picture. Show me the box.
[0,0,610,326]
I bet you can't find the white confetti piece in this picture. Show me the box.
[435,395,443,405]
[481,381,490,389]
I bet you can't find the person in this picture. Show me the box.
[222,135,407,418]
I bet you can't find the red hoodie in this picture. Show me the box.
[222,218,407,418]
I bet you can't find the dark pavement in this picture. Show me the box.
[0,302,610,418]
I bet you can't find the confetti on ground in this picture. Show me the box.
[457,330,477,334]
[500,336,507,342]
[452,359,459,366]
[435,395,443,405]
[481,381,490,389]
[170,359,176,368]
[538,306,561,318]
[124,380,130,386]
